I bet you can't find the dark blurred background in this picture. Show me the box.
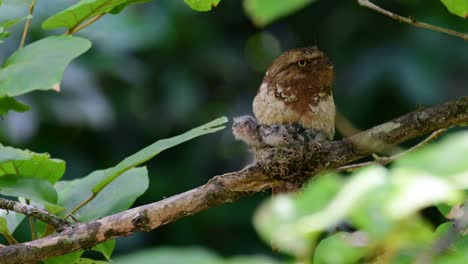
[0,0,467,259]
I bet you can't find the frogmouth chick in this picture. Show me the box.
[233,115,328,148]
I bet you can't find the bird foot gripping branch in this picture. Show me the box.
[233,46,336,185]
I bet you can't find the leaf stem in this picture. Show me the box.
[1,233,18,245]
[357,0,468,41]
[63,193,96,220]
[66,14,105,35]
[19,0,37,49]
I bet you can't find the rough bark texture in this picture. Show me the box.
[0,198,69,231]
[0,97,466,264]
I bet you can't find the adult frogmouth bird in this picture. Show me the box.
[253,46,335,142]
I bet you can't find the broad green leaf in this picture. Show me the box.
[254,169,385,257]
[0,36,91,97]
[314,232,370,264]
[441,0,468,18]
[254,173,342,256]
[42,0,148,30]
[92,239,116,260]
[0,144,66,183]
[112,247,220,264]
[184,0,221,11]
[0,175,57,204]
[434,222,454,239]
[243,0,314,26]
[44,251,83,264]
[386,169,462,220]
[0,210,24,234]
[0,216,17,244]
[394,131,468,177]
[350,185,394,239]
[56,167,148,221]
[0,97,29,115]
[435,202,454,218]
[0,217,9,236]
[436,251,468,264]
[296,166,387,234]
[91,116,227,194]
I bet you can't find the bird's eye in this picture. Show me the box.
[297,60,308,67]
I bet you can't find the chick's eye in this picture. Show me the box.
[297,60,308,67]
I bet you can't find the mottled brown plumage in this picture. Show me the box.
[253,46,336,140]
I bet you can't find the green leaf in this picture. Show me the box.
[296,166,387,234]
[435,203,454,218]
[0,97,29,115]
[314,232,370,264]
[92,239,116,260]
[55,167,148,221]
[75,258,110,264]
[394,131,468,178]
[436,251,468,264]
[184,0,221,11]
[386,168,462,220]
[0,16,27,43]
[91,116,227,194]
[0,144,66,184]
[0,175,57,204]
[254,173,342,256]
[350,185,394,239]
[0,217,9,236]
[44,251,83,264]
[0,211,24,234]
[112,247,220,264]
[0,216,18,244]
[243,0,314,26]
[0,36,91,97]
[42,0,148,30]
[441,0,468,18]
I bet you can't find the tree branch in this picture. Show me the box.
[357,0,468,41]
[0,97,466,263]
[0,198,70,232]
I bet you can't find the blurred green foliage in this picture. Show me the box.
[254,131,468,263]
[441,0,468,18]
[0,0,467,263]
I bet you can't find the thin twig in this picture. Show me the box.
[63,193,96,221]
[0,198,70,231]
[357,0,468,41]
[337,128,447,172]
[25,200,36,240]
[19,0,37,48]
[66,14,105,35]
